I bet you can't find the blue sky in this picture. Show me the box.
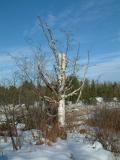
[0,0,120,82]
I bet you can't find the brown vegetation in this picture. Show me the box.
[86,105,120,154]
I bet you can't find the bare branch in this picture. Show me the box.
[38,65,59,100]
[66,52,89,99]
[76,52,89,103]
[72,42,80,76]
[38,17,59,65]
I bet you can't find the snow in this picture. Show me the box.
[0,131,115,160]
[0,114,6,123]
[16,123,25,136]
[95,97,103,103]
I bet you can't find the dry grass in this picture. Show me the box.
[79,128,87,134]
[23,105,67,143]
[66,109,80,132]
[86,105,120,154]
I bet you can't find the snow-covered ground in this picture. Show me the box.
[0,102,120,160]
[0,132,115,160]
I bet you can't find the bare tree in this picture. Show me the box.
[0,78,25,150]
[11,18,88,135]
[37,18,88,129]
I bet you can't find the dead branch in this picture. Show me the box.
[38,17,59,65]
[76,52,89,103]
[38,65,59,100]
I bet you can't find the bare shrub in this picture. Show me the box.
[66,109,79,132]
[86,104,120,154]
[23,102,67,143]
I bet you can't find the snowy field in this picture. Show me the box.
[0,102,120,160]
[0,132,115,160]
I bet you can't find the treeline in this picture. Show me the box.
[0,78,120,105]
[67,77,120,104]
[81,79,120,104]
[0,81,37,106]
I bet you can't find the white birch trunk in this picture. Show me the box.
[58,53,66,127]
[58,96,65,127]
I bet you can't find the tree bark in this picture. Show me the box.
[58,96,65,127]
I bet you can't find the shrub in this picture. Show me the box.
[86,105,120,154]
[23,104,67,143]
